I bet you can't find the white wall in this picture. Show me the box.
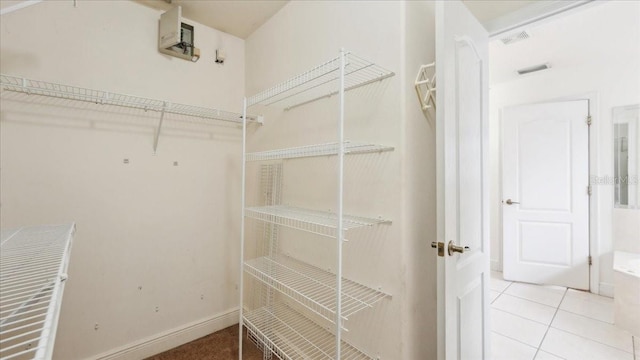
[402,2,438,358]
[489,1,640,294]
[613,208,640,254]
[244,1,436,358]
[0,2,244,359]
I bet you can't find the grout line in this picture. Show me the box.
[500,292,562,310]
[492,307,552,327]
[535,350,568,360]
[502,280,514,292]
[489,275,513,304]
[491,330,538,351]
[491,295,499,305]
[490,285,508,305]
[498,280,514,297]
[547,327,635,356]
[556,307,613,324]
[533,287,568,359]
[494,292,558,314]
[633,335,636,360]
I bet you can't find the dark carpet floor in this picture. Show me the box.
[145,325,264,360]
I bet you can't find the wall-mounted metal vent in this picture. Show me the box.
[500,30,531,45]
[517,63,551,75]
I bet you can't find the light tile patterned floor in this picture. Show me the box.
[490,271,637,360]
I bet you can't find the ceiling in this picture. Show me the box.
[135,0,541,39]
[3,0,565,40]
[462,0,539,24]
[489,1,636,84]
[135,0,288,39]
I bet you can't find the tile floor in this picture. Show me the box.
[490,271,638,360]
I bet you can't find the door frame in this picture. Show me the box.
[498,92,601,294]
[485,0,597,39]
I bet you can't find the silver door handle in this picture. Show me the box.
[505,199,520,205]
[448,241,470,256]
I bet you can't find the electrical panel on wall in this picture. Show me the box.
[159,6,200,62]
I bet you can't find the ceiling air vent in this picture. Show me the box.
[500,30,531,45]
[517,63,551,75]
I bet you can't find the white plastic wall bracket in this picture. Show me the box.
[414,63,436,111]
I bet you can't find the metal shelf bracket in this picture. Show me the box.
[153,101,168,154]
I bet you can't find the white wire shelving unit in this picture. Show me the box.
[240,49,394,360]
[0,74,260,153]
[0,223,75,360]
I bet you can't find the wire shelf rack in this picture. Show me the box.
[247,52,394,109]
[245,255,388,326]
[0,74,254,124]
[246,141,394,162]
[244,303,373,360]
[0,224,75,360]
[244,205,390,238]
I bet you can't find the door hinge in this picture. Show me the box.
[588,185,593,196]
[587,115,592,126]
[588,256,593,266]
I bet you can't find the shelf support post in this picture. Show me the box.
[335,47,346,360]
[239,97,247,360]
[153,102,167,154]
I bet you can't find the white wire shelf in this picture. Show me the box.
[247,52,394,109]
[245,255,388,326]
[246,141,394,161]
[244,205,390,238]
[0,74,258,125]
[0,224,75,360]
[245,255,390,322]
[244,303,373,360]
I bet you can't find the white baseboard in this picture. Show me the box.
[599,282,614,298]
[490,259,502,272]
[91,308,239,360]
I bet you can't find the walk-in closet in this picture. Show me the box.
[1,0,484,359]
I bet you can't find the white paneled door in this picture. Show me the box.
[502,100,590,290]
[436,1,490,359]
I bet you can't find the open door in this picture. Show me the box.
[435,1,490,359]
[503,100,590,290]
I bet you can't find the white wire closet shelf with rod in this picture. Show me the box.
[240,49,395,360]
[0,74,260,153]
[0,224,75,360]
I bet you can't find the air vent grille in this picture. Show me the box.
[517,63,551,75]
[500,30,531,45]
